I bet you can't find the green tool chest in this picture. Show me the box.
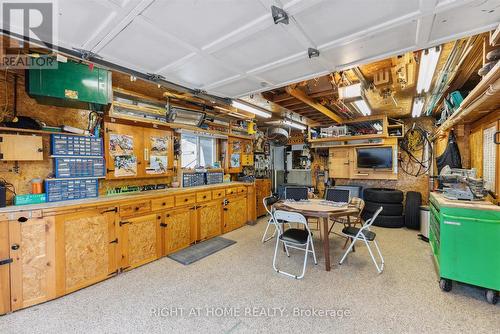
[26,56,112,110]
[429,193,500,304]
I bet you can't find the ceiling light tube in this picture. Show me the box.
[283,120,306,131]
[416,47,441,94]
[232,100,272,118]
[353,99,371,116]
[412,98,425,118]
[338,83,362,100]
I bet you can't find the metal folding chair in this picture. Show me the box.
[261,195,280,243]
[272,210,317,279]
[339,206,385,274]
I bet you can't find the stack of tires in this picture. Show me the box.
[362,188,404,228]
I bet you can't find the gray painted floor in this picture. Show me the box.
[1,217,498,334]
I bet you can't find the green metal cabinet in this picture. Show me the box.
[26,56,112,110]
[429,193,500,304]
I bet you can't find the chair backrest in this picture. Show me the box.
[325,188,350,203]
[273,210,310,232]
[263,195,279,215]
[284,186,308,201]
[350,197,365,216]
[361,206,383,230]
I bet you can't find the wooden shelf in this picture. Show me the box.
[0,126,86,136]
[310,133,386,143]
[432,62,500,140]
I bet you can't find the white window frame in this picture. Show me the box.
[181,134,216,169]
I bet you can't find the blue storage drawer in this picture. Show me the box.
[51,134,103,156]
[45,178,99,202]
[182,172,205,187]
[206,171,223,185]
[54,157,105,178]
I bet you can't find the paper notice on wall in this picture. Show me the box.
[230,153,240,168]
[483,125,496,192]
[109,134,134,156]
[114,155,137,177]
[146,155,168,174]
[150,136,168,156]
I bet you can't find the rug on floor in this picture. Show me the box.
[167,237,236,265]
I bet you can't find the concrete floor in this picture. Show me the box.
[1,217,498,334]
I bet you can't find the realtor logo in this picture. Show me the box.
[1,1,58,69]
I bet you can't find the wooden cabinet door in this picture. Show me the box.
[143,128,173,177]
[226,137,242,173]
[198,201,222,241]
[223,196,247,233]
[328,148,351,179]
[163,207,194,255]
[104,122,145,179]
[246,186,256,223]
[120,213,161,269]
[0,220,10,315]
[9,217,56,311]
[56,208,118,295]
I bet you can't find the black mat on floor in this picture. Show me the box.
[167,237,236,265]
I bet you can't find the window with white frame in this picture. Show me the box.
[181,134,216,168]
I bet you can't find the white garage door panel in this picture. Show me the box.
[99,17,192,73]
[211,24,304,72]
[294,0,420,47]
[430,0,500,42]
[321,21,418,68]
[210,77,261,97]
[256,57,328,86]
[141,0,268,49]
[162,55,238,88]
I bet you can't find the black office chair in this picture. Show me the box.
[284,186,309,201]
[325,188,350,203]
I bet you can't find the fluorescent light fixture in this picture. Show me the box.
[373,123,383,131]
[232,100,272,118]
[283,120,306,131]
[412,98,425,118]
[353,99,371,116]
[416,47,441,94]
[338,83,362,100]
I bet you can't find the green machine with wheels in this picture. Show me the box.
[429,193,500,304]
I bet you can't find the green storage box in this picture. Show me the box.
[14,193,47,205]
[26,56,112,111]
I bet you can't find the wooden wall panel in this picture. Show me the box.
[198,201,222,240]
[0,220,10,314]
[64,214,109,292]
[469,127,483,176]
[164,209,192,254]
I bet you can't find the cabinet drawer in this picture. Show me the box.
[237,187,247,195]
[212,189,225,200]
[151,197,175,211]
[225,187,238,196]
[175,193,196,206]
[196,191,212,203]
[120,201,151,217]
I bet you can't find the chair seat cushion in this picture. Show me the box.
[280,228,310,244]
[342,226,376,241]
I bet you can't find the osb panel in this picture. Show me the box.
[128,217,157,265]
[199,204,221,239]
[469,128,483,177]
[227,198,246,229]
[64,215,108,290]
[166,211,191,252]
[21,220,49,301]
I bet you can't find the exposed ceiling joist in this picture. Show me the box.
[285,86,343,124]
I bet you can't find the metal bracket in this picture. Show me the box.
[119,221,131,226]
[308,48,320,58]
[107,168,115,173]
[110,238,118,244]
[271,5,289,24]
[160,223,168,228]
[101,207,118,214]
[147,73,166,81]
[72,48,102,61]
[0,258,13,266]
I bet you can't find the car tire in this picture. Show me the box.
[364,201,403,216]
[364,188,404,204]
[404,191,422,230]
[363,211,404,228]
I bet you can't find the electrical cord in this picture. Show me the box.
[0,177,16,196]
[398,123,432,177]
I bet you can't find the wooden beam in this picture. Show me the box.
[285,87,343,124]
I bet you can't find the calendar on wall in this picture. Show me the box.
[482,125,497,192]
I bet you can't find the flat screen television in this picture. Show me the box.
[356,147,393,169]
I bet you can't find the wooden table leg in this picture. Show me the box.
[322,217,331,271]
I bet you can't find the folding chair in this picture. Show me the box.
[272,210,317,279]
[329,197,365,249]
[339,206,385,274]
[261,195,280,243]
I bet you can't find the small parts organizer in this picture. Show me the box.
[47,134,104,202]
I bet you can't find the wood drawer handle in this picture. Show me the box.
[11,243,20,250]
[203,195,207,199]
[134,207,139,211]
[162,202,166,206]
[166,214,170,217]
[184,198,188,202]
[18,217,28,223]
